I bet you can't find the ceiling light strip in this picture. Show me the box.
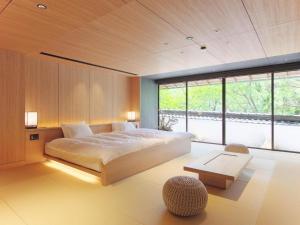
[40,52,138,76]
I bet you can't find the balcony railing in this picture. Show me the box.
[159,110,300,125]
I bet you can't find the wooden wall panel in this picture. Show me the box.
[59,64,90,124]
[0,49,25,165]
[90,68,114,124]
[0,48,140,168]
[130,77,140,120]
[113,73,131,121]
[25,57,59,127]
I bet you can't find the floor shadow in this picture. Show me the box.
[206,168,255,201]
[158,209,207,225]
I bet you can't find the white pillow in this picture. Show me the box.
[61,122,84,138]
[112,122,136,132]
[61,122,93,138]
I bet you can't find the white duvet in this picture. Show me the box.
[45,129,192,171]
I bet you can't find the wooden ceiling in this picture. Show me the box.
[0,0,299,76]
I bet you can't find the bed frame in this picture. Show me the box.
[43,124,191,186]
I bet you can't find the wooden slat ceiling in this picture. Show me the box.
[0,0,10,12]
[243,0,300,57]
[0,0,299,76]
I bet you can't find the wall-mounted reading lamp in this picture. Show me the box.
[25,112,38,129]
[127,111,136,122]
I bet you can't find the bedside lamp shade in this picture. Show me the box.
[25,112,38,128]
[127,111,136,122]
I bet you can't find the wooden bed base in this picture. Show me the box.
[45,137,191,186]
[101,137,191,185]
[44,154,102,178]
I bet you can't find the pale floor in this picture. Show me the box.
[1,143,300,225]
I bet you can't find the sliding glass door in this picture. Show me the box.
[274,71,300,152]
[159,82,186,132]
[226,74,272,149]
[158,69,300,153]
[187,79,222,143]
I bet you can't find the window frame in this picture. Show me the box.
[157,62,300,153]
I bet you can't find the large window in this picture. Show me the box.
[226,74,271,149]
[188,79,222,143]
[274,71,300,151]
[159,82,186,132]
[158,67,300,153]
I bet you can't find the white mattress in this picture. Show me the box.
[45,129,192,172]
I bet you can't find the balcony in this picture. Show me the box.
[159,110,300,152]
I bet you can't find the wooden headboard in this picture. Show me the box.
[25,124,113,164]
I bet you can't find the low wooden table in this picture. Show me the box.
[184,152,252,189]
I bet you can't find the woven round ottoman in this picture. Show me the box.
[162,176,208,216]
[225,143,249,154]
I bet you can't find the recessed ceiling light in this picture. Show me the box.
[186,36,194,41]
[200,45,207,50]
[36,3,47,9]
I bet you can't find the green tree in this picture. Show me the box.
[188,84,222,112]
[159,76,300,116]
[159,87,186,110]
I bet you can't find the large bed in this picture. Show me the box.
[45,128,192,185]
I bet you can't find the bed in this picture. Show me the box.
[45,127,192,185]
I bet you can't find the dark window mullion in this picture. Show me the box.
[158,84,160,129]
[222,77,226,145]
[271,72,275,150]
[186,81,188,132]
